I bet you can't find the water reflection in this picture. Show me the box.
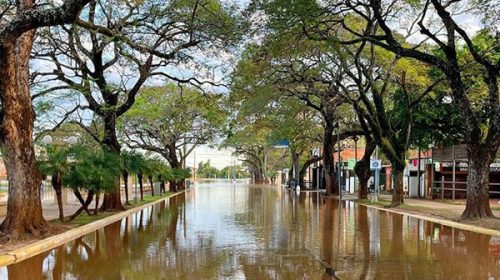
[2,183,500,279]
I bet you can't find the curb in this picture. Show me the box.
[359,202,500,238]
[0,188,191,267]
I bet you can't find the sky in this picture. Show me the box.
[31,0,489,171]
[185,145,239,170]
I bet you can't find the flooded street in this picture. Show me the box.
[2,183,500,279]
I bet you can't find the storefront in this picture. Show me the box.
[429,144,500,199]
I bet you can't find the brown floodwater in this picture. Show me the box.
[1,183,500,279]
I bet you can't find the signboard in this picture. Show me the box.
[347,159,356,170]
[272,139,289,149]
[370,160,382,170]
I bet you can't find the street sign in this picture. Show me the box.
[273,139,289,149]
[370,160,382,170]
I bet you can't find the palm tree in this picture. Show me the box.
[121,151,149,202]
[37,146,71,222]
[158,165,173,194]
[145,158,167,196]
[63,146,121,220]
[173,168,191,191]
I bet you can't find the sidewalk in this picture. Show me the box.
[0,188,148,223]
[346,193,500,232]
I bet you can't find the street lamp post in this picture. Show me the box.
[41,134,78,205]
[354,136,359,193]
[337,120,342,200]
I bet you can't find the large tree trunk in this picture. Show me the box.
[123,171,130,205]
[299,156,323,189]
[160,180,165,194]
[169,150,186,190]
[169,180,177,192]
[94,192,100,215]
[52,172,64,222]
[159,175,165,194]
[462,145,494,218]
[390,165,405,207]
[100,113,125,211]
[0,29,51,238]
[138,173,144,201]
[253,169,264,184]
[323,119,339,196]
[354,140,376,200]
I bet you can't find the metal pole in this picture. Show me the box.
[417,146,421,198]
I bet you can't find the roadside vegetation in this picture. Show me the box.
[0,0,497,242]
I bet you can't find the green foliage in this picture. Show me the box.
[120,84,227,162]
[38,145,71,176]
[173,168,191,181]
[61,146,122,193]
[120,150,148,175]
[219,165,249,179]
[196,160,220,178]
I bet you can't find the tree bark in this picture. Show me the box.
[68,190,94,221]
[159,175,165,194]
[94,192,100,215]
[253,169,264,184]
[52,172,64,222]
[160,180,165,194]
[100,113,125,211]
[0,29,51,238]
[148,175,154,196]
[354,140,376,200]
[461,145,494,218]
[323,119,339,196]
[390,166,405,207]
[138,173,144,201]
[169,180,177,192]
[168,149,185,190]
[122,171,130,205]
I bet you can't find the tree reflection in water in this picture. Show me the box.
[3,184,500,279]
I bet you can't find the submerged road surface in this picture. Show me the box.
[2,183,500,279]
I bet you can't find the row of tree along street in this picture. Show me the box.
[195,160,250,179]
[0,0,242,239]
[224,0,499,220]
[0,0,498,239]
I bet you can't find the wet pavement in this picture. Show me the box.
[1,182,500,279]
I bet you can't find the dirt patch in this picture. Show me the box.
[0,223,75,255]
